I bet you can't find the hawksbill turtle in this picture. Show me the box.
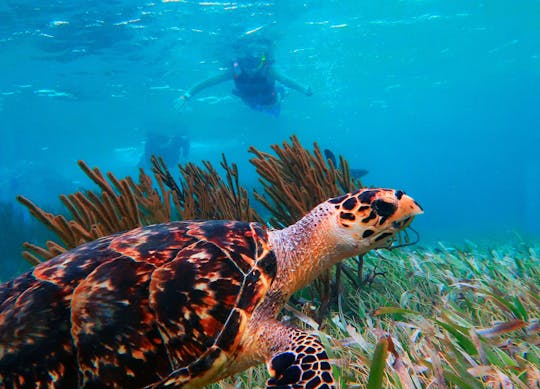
[0,188,422,388]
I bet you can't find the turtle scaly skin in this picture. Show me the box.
[0,188,422,388]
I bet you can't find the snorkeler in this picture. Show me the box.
[179,39,312,116]
[139,132,189,168]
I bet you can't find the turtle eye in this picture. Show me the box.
[371,199,397,218]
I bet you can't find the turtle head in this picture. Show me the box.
[267,188,422,298]
[326,188,423,257]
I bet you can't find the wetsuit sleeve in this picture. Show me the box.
[183,70,232,99]
[271,68,312,96]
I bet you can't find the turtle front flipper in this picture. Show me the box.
[265,325,336,389]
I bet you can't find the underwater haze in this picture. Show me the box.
[1,1,539,277]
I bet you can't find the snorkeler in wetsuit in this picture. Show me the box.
[179,41,312,116]
[138,132,189,168]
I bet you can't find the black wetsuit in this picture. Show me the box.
[233,65,277,108]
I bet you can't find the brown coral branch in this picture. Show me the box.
[84,191,117,233]
[21,242,53,264]
[46,240,68,257]
[17,163,164,262]
[60,194,86,227]
[151,153,261,222]
[118,179,141,227]
[249,135,360,228]
[151,155,184,204]
[68,220,96,242]
[127,170,172,224]
[68,193,94,226]
[53,215,77,247]
[78,160,122,211]
[16,196,67,244]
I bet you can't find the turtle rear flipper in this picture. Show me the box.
[265,325,336,389]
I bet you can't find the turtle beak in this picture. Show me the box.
[390,193,423,231]
[366,191,423,247]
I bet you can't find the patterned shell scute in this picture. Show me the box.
[0,220,277,388]
[148,220,277,369]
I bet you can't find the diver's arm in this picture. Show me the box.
[181,70,232,101]
[271,68,313,96]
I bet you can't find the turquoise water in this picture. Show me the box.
[1,1,539,276]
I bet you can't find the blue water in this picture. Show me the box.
[1,1,539,277]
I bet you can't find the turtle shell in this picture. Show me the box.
[0,220,277,387]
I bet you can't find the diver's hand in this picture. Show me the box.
[305,86,313,96]
[175,92,191,110]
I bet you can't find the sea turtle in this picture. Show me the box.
[0,188,422,388]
